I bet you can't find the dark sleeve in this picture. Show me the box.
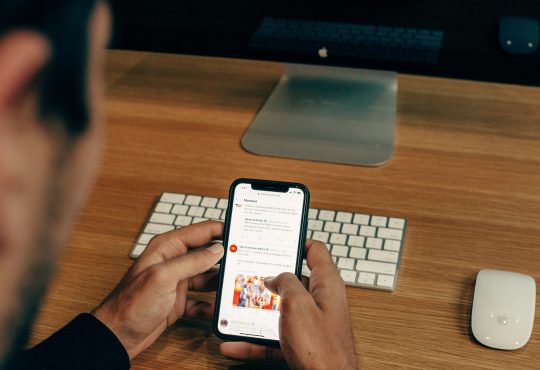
[12,313,130,370]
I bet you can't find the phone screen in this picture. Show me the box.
[216,181,307,341]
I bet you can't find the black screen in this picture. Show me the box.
[110,0,540,85]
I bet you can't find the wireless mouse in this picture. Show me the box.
[499,16,539,55]
[471,269,536,350]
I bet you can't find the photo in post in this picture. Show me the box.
[232,274,281,311]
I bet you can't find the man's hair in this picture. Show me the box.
[0,0,98,136]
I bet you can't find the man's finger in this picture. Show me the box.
[220,342,284,361]
[300,275,309,289]
[184,298,214,321]
[305,239,342,284]
[175,221,224,249]
[188,269,220,292]
[264,272,311,302]
[304,239,336,273]
[303,240,346,310]
[149,243,224,286]
[144,221,224,260]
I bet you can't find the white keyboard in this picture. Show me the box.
[130,192,407,291]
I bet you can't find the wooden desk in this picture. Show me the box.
[30,50,540,369]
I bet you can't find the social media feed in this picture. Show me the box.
[218,184,304,340]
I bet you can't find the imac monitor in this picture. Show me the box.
[110,0,540,166]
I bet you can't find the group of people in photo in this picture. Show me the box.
[232,275,281,311]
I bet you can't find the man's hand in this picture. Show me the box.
[92,221,224,360]
[220,240,357,370]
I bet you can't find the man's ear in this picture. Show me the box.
[0,31,50,110]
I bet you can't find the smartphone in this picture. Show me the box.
[213,178,310,345]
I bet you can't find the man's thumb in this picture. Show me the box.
[264,272,308,299]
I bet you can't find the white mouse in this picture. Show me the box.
[471,269,536,350]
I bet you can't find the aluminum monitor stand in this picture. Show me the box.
[241,64,397,166]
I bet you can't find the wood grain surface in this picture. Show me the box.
[29,50,540,369]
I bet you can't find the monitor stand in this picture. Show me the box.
[241,64,397,166]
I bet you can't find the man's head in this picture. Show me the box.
[0,1,111,367]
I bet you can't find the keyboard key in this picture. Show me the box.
[188,206,205,217]
[161,193,185,204]
[184,195,202,206]
[356,260,396,275]
[220,212,226,221]
[302,264,311,277]
[378,227,403,240]
[150,213,175,225]
[336,212,353,223]
[204,208,222,219]
[389,218,406,229]
[349,247,367,259]
[330,233,347,245]
[308,209,318,219]
[365,237,383,249]
[340,270,357,283]
[217,199,228,209]
[377,274,395,288]
[369,249,399,263]
[171,204,188,215]
[308,219,323,231]
[131,244,146,258]
[144,223,174,235]
[155,202,172,213]
[138,233,153,245]
[319,210,335,221]
[341,223,359,235]
[324,222,341,233]
[193,217,208,223]
[337,257,355,270]
[384,239,401,251]
[357,272,376,285]
[201,197,218,208]
[174,215,193,226]
[353,214,370,225]
[306,230,312,239]
[348,235,365,247]
[359,225,376,237]
[312,231,329,243]
[331,245,349,257]
[370,216,387,227]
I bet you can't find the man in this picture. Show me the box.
[0,0,357,369]
[239,282,248,308]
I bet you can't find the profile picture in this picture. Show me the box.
[231,274,281,311]
[219,319,228,327]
